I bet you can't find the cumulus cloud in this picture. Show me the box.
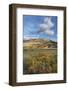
[44,17,54,27]
[45,30,54,35]
[39,23,48,29]
[37,17,54,35]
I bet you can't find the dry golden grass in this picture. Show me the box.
[23,49,57,74]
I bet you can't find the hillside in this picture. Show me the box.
[23,39,57,49]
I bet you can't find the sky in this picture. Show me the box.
[23,15,57,42]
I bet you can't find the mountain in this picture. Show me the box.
[23,39,57,49]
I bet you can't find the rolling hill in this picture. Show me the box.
[23,39,57,49]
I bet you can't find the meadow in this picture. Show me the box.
[23,49,57,74]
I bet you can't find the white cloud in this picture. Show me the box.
[40,23,48,29]
[38,17,54,35]
[44,17,49,23]
[45,30,54,35]
[46,17,54,28]
[24,35,39,40]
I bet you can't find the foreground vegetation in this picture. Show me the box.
[23,49,57,74]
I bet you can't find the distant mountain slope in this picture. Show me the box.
[23,39,57,49]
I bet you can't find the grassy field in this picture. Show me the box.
[23,49,57,74]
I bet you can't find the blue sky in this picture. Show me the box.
[23,15,57,42]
